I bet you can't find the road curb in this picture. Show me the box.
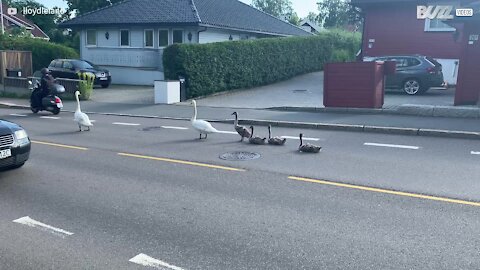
[270,105,480,119]
[2,102,479,140]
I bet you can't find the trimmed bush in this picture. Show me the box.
[0,35,79,72]
[164,31,361,98]
[76,72,95,100]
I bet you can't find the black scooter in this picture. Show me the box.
[29,80,65,115]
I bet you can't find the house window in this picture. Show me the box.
[424,18,456,32]
[158,29,169,47]
[144,29,154,47]
[120,30,130,46]
[173,30,183,44]
[86,30,97,46]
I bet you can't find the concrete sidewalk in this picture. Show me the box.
[2,97,480,140]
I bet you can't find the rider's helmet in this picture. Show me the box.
[40,68,50,75]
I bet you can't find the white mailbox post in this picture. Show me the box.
[154,80,180,104]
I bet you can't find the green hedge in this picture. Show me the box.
[0,35,79,72]
[163,31,361,98]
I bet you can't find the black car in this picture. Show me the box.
[368,55,445,95]
[48,59,112,88]
[0,120,31,170]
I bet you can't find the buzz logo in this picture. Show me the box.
[417,5,454,20]
[7,7,18,15]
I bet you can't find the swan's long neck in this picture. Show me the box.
[250,126,254,136]
[268,126,271,139]
[233,113,238,127]
[192,102,197,122]
[75,94,81,112]
[299,134,303,147]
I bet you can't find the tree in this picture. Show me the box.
[252,0,294,18]
[305,12,320,24]
[288,12,300,26]
[316,0,361,29]
[65,0,123,16]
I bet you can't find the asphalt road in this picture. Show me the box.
[1,108,480,269]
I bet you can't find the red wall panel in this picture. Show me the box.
[362,3,463,59]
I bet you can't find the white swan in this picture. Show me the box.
[191,100,218,139]
[74,91,93,131]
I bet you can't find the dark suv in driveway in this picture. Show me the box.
[367,55,445,95]
[48,59,111,88]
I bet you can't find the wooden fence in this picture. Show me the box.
[3,77,82,99]
[0,50,33,84]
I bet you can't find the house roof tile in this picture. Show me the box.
[60,0,310,36]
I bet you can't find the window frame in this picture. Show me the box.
[172,29,184,44]
[120,29,130,47]
[158,29,170,48]
[424,18,456,32]
[86,29,97,46]
[144,29,154,48]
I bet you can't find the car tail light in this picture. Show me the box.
[55,97,61,103]
[426,67,436,74]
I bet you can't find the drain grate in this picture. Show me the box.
[292,89,308,93]
[140,126,163,132]
[219,151,261,161]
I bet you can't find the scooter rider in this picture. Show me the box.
[34,68,54,107]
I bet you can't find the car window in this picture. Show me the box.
[63,61,73,69]
[72,60,94,69]
[426,56,442,67]
[390,58,408,68]
[48,60,57,68]
[406,58,421,67]
[55,61,63,68]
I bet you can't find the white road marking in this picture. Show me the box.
[162,126,189,130]
[217,130,239,135]
[40,116,60,119]
[9,113,27,117]
[472,151,480,155]
[281,135,320,141]
[13,216,74,236]
[364,142,420,150]
[129,254,185,270]
[112,122,140,126]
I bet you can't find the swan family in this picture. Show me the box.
[188,101,322,153]
[68,97,321,153]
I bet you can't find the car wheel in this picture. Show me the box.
[52,108,60,115]
[31,107,39,113]
[101,84,109,88]
[403,79,424,95]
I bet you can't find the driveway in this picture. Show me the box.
[91,84,154,104]
[188,71,457,109]
[88,73,457,109]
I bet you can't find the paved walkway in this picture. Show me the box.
[186,71,458,109]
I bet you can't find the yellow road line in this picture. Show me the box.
[31,140,88,151]
[118,152,245,172]
[289,176,480,207]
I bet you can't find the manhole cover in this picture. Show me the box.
[140,126,163,132]
[219,151,261,161]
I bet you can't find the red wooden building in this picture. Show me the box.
[449,3,480,105]
[352,0,478,86]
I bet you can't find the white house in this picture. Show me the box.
[60,0,311,85]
